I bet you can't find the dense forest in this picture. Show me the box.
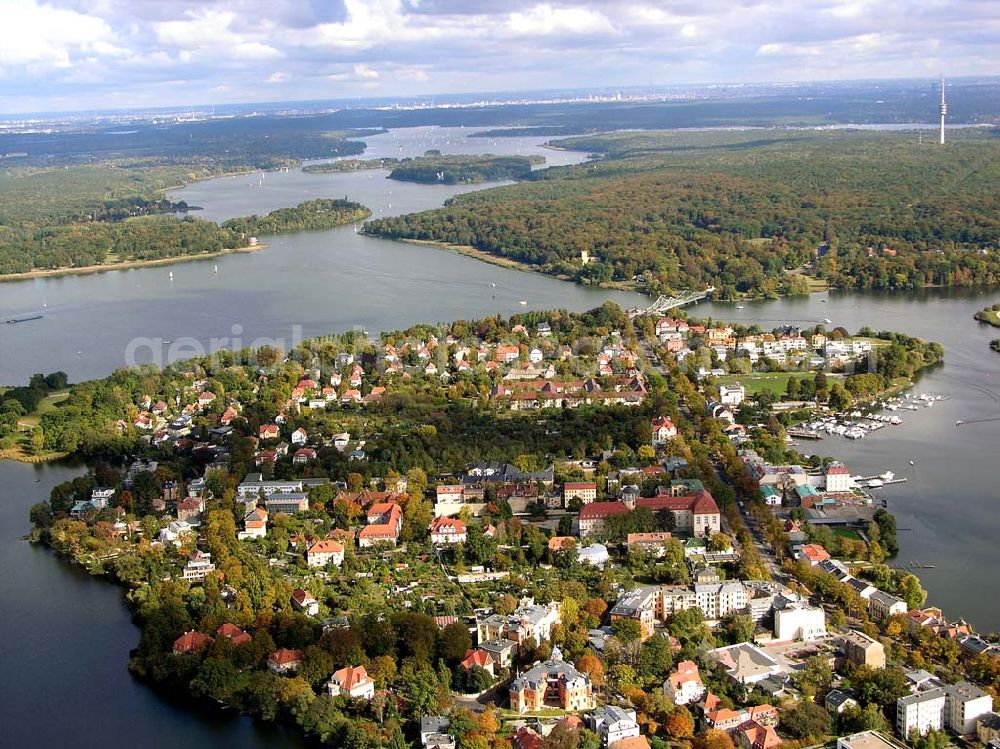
[387,154,544,184]
[222,199,371,236]
[364,130,1000,297]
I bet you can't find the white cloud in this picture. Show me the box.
[506,4,615,36]
[0,0,113,69]
[153,9,281,60]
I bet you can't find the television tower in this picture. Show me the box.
[939,77,947,145]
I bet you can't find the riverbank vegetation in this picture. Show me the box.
[364,130,1000,298]
[303,158,400,173]
[387,154,544,184]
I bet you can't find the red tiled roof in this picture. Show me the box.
[173,630,213,653]
[460,649,494,670]
[309,539,344,554]
[331,665,372,690]
[579,501,629,520]
[216,623,252,646]
[269,648,303,666]
[639,489,720,515]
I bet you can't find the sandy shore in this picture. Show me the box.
[0,243,267,284]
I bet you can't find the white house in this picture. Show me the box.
[327,665,376,700]
[307,539,345,568]
[825,462,853,493]
[720,384,745,407]
[429,516,468,545]
[664,660,706,705]
[651,416,678,446]
[588,705,640,747]
[291,427,308,445]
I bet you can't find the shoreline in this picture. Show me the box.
[0,446,69,464]
[396,238,641,292]
[0,243,267,284]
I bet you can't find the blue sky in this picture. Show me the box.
[1,0,997,114]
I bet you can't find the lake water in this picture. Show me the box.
[0,126,998,746]
[0,127,643,385]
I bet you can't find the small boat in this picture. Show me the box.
[909,460,915,466]
[820,299,827,303]
[955,420,964,426]
[823,318,832,324]
[213,265,218,274]
[519,300,527,305]
[736,305,744,310]
[168,271,174,280]
[5,314,42,324]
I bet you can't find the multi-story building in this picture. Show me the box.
[945,681,994,735]
[477,601,561,646]
[182,550,216,581]
[663,581,750,621]
[578,501,629,537]
[636,489,721,536]
[327,665,375,699]
[265,492,310,515]
[897,688,947,737]
[564,482,598,506]
[610,586,659,639]
[509,659,594,714]
[773,600,826,641]
[841,630,886,670]
[869,591,908,622]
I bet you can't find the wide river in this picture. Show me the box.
[0,126,998,745]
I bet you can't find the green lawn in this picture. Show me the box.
[719,372,842,396]
[833,528,863,541]
[17,390,69,428]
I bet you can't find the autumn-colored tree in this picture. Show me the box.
[576,653,605,687]
[694,728,736,749]
[665,707,695,739]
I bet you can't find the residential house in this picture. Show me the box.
[826,689,860,714]
[738,721,782,749]
[259,424,279,440]
[291,589,319,616]
[868,591,908,622]
[176,496,205,523]
[664,660,706,705]
[477,639,516,669]
[173,630,213,655]
[327,665,375,699]
[268,648,304,674]
[796,544,831,565]
[651,416,678,445]
[239,507,268,539]
[182,550,216,581]
[720,384,745,407]
[459,649,495,678]
[429,516,468,545]
[291,427,308,445]
[588,705,640,747]
[358,502,403,547]
[216,623,252,646]
[611,586,659,639]
[307,539,345,568]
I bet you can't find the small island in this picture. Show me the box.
[974,302,1000,328]
[222,198,371,236]
[302,158,400,174]
[387,154,544,184]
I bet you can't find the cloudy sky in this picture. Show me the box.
[1,0,996,114]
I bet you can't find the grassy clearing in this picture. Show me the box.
[17,390,69,429]
[719,372,842,396]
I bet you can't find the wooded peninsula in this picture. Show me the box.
[363,130,1000,298]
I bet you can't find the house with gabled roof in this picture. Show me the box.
[327,665,375,699]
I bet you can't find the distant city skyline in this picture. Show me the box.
[1,0,997,114]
